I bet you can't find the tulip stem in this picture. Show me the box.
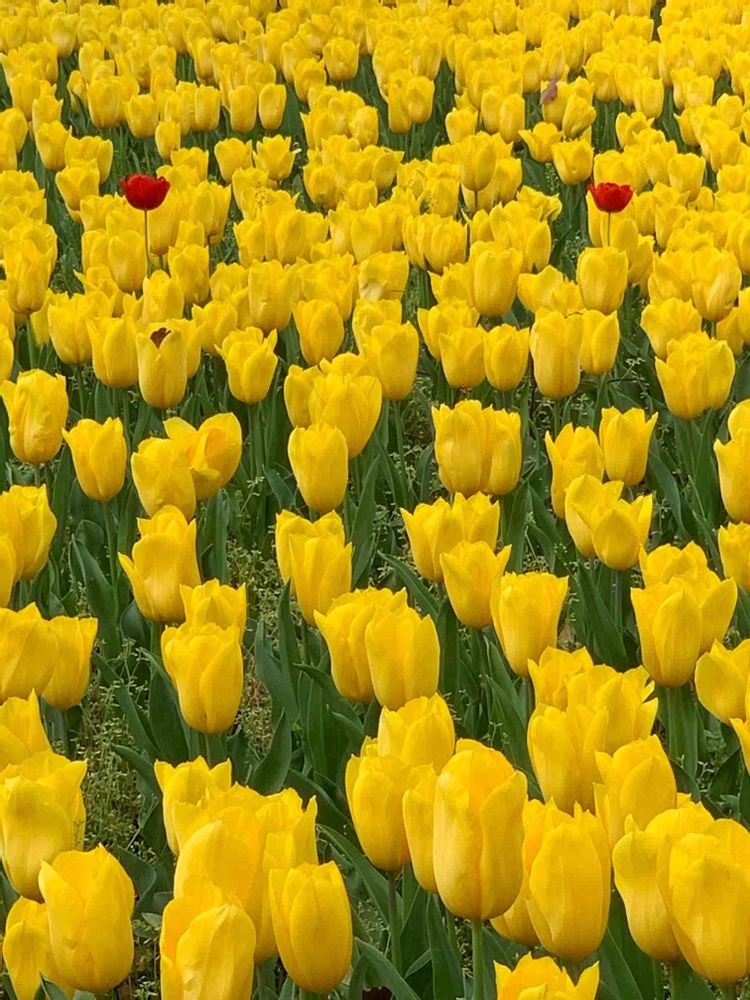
[719,987,738,1000]
[471,919,486,1000]
[104,500,121,648]
[388,872,402,974]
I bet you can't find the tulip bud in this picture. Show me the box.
[136,327,189,410]
[546,424,604,518]
[598,406,657,486]
[163,414,242,502]
[483,324,529,392]
[0,751,87,899]
[529,311,582,400]
[495,954,600,1000]
[131,437,196,519]
[288,423,349,514]
[39,845,135,993]
[1,371,68,465]
[309,365,382,457]
[377,694,455,770]
[631,581,703,686]
[221,327,278,404]
[365,603,440,709]
[154,756,233,856]
[360,321,420,400]
[3,897,73,1000]
[577,247,629,314]
[402,768,438,892]
[656,332,735,420]
[441,541,511,629]
[594,735,677,845]
[161,881,256,1000]
[275,510,345,584]
[434,739,527,919]
[62,417,127,503]
[491,572,569,677]
[433,401,522,497]
[269,862,353,994]
[180,579,247,633]
[592,495,653,572]
[346,739,428,871]
[162,622,243,734]
[468,242,522,317]
[119,506,201,623]
[42,615,97,711]
[288,531,352,624]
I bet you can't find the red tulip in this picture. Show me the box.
[587,182,633,213]
[119,174,170,211]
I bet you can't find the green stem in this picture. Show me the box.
[104,501,121,647]
[444,902,460,957]
[57,708,70,757]
[471,919,486,1000]
[150,620,161,656]
[719,986,738,1000]
[388,872,402,975]
[393,399,409,503]
[668,963,678,1000]
[203,731,226,766]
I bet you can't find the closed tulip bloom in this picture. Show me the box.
[221,327,278,404]
[719,523,750,591]
[160,881,256,1000]
[552,138,594,185]
[0,751,86,899]
[640,298,702,359]
[528,701,609,813]
[434,739,527,920]
[661,819,750,983]
[119,506,201,623]
[378,694,455,771]
[3,898,73,1000]
[164,414,242,502]
[441,541,512,629]
[546,424,605,518]
[565,664,658,754]
[468,242,523,317]
[365,603,440,710]
[715,431,750,522]
[576,247,628,314]
[592,494,653,571]
[403,768,439,893]
[495,955,600,1000]
[293,299,345,366]
[39,844,134,993]
[5,232,56,314]
[432,401,522,497]
[401,498,466,583]
[526,802,610,961]
[631,580,703,686]
[162,623,243,734]
[346,739,427,871]
[529,311,582,400]
[42,615,97,711]
[360,321,420,401]
[656,332,735,420]
[131,438,196,519]
[438,324,485,389]
[491,572,569,677]
[62,417,127,503]
[1,371,68,465]
[180,580,247,633]
[490,797,543,949]
[154,757,233,856]
[0,692,50,769]
[565,476,624,559]
[315,588,407,703]
[0,485,57,580]
[696,639,750,724]
[136,327,188,410]
[594,735,677,846]
[598,407,656,486]
[287,531,352,625]
[89,316,138,388]
[0,532,16,608]
[275,510,345,584]
[247,260,293,333]
[288,423,348,514]
[0,605,55,701]
[269,862,353,994]
[613,801,714,963]
[579,309,620,375]
[691,248,742,323]
[309,365,382,458]
[483,324,529,391]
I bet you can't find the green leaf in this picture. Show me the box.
[382,553,438,617]
[426,895,463,1000]
[113,745,160,794]
[148,664,189,764]
[502,483,529,570]
[251,711,292,794]
[351,455,381,586]
[38,978,75,1000]
[69,537,117,651]
[254,620,298,724]
[111,846,157,914]
[321,825,389,921]
[356,941,421,1000]
[574,564,629,668]
[597,926,646,1000]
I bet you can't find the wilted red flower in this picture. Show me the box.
[587,182,633,213]
[119,174,170,211]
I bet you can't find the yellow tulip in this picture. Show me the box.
[592,495,653,571]
[154,756,233,855]
[545,424,605,518]
[180,580,247,634]
[0,751,86,899]
[483,324,529,392]
[287,531,352,625]
[160,880,256,1000]
[494,955,599,1000]
[0,692,50,769]
[0,485,57,580]
[315,588,407,703]
[1,371,68,465]
[360,321,420,401]
[432,401,522,497]
[579,309,620,375]
[529,311,582,400]
[491,572,569,677]
[598,407,657,486]
[136,327,189,410]
[131,437,196,519]
[440,541,511,629]
[269,862,353,994]
[119,506,201,623]
[42,615,97,711]
[528,701,609,812]
[0,604,56,701]
[62,417,127,503]
[275,510,345,584]
[577,247,629,314]
[39,844,135,993]
[308,363,382,458]
[5,231,56,314]
[490,798,542,948]
[641,297,702,359]
[691,247,742,323]
[656,332,735,420]
[594,735,677,845]
[89,316,139,389]
[468,242,522,317]
[525,802,610,961]
[402,767,439,893]
[288,423,348,514]
[377,694,455,770]
[161,622,243,734]
[346,738,427,871]
[696,639,750,724]
[715,430,750,522]
[434,739,527,920]
[631,581,705,686]
[364,602,440,710]
[221,327,278,404]
[3,898,74,1000]
[552,138,594,185]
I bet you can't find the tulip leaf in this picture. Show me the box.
[70,536,118,652]
[113,744,160,794]
[382,553,439,618]
[264,463,296,512]
[148,663,189,765]
[111,845,158,914]
[321,825,390,922]
[425,895,463,1000]
[666,960,716,1000]
[351,454,381,586]
[37,979,74,1000]
[356,941,421,1000]
[251,710,292,794]
[574,564,630,669]
[647,447,685,536]
[96,656,158,759]
[502,483,529,570]
[606,892,663,1000]
[254,619,299,724]
[596,927,647,1000]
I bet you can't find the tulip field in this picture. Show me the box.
[5,0,750,997]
